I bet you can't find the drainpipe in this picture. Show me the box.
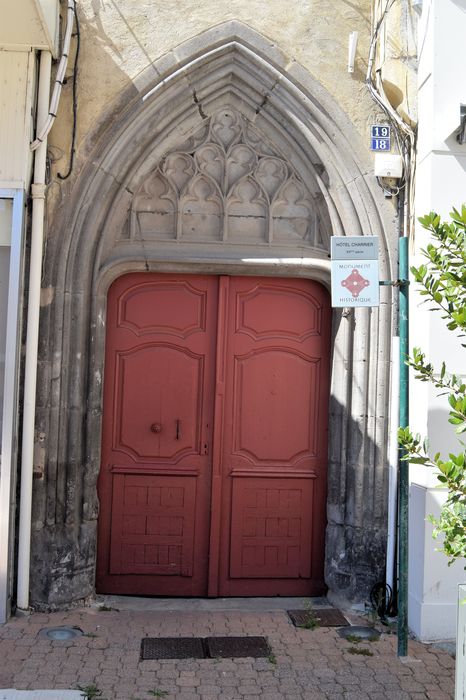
[386,187,404,600]
[16,50,52,613]
[397,231,410,657]
[386,334,400,596]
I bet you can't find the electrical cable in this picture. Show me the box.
[58,1,80,179]
[30,1,77,151]
[366,0,417,229]
[370,581,394,622]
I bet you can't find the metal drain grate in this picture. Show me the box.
[141,637,206,660]
[207,636,270,658]
[287,608,349,628]
[140,636,270,660]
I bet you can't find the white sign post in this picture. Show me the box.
[331,236,379,307]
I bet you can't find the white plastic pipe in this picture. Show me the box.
[16,50,52,613]
[348,31,359,73]
[386,334,400,595]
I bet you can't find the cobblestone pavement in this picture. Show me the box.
[0,604,455,700]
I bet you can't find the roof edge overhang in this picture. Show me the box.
[0,0,59,56]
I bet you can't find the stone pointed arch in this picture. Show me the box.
[33,21,396,608]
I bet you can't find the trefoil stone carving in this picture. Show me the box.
[131,108,328,251]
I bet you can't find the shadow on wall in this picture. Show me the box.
[428,407,461,461]
[49,4,140,189]
[325,395,389,606]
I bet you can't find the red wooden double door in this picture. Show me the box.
[97,274,331,597]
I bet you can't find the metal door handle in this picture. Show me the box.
[176,419,181,440]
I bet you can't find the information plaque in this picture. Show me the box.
[331,236,380,308]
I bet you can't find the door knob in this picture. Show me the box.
[150,423,162,433]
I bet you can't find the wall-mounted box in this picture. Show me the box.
[374,153,403,178]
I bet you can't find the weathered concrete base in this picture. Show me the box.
[30,523,96,608]
[325,524,388,604]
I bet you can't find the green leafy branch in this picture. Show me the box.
[398,207,466,566]
[415,208,466,335]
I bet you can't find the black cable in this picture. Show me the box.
[58,1,80,180]
[370,581,394,622]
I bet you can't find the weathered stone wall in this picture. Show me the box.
[29,2,413,608]
[48,0,380,197]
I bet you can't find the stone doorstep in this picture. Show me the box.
[0,693,83,699]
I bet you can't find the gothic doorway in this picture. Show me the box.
[32,23,393,609]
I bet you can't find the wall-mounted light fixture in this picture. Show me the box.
[348,31,359,73]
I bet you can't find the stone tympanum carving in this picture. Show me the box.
[131,108,327,251]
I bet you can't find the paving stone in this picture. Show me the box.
[0,693,83,699]
[197,684,221,694]
[211,689,239,699]
[218,675,239,687]
[175,676,200,687]
[238,686,262,695]
[0,606,456,699]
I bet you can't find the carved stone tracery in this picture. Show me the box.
[131,108,328,251]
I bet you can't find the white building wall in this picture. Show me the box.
[0,50,35,189]
[0,20,45,623]
[0,0,58,54]
[409,0,466,641]
[409,485,465,640]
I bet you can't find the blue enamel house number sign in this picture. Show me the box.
[370,124,391,151]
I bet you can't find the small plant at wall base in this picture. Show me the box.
[398,207,466,564]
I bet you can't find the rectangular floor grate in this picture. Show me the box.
[140,636,270,660]
[141,636,206,660]
[207,636,270,658]
[287,607,349,628]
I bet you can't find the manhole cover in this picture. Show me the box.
[206,636,270,658]
[141,637,206,660]
[38,626,83,640]
[338,626,380,641]
[287,608,349,628]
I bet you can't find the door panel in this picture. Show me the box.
[109,474,197,576]
[97,274,217,596]
[114,345,204,460]
[233,349,318,464]
[229,477,314,579]
[216,277,330,596]
[97,273,330,597]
